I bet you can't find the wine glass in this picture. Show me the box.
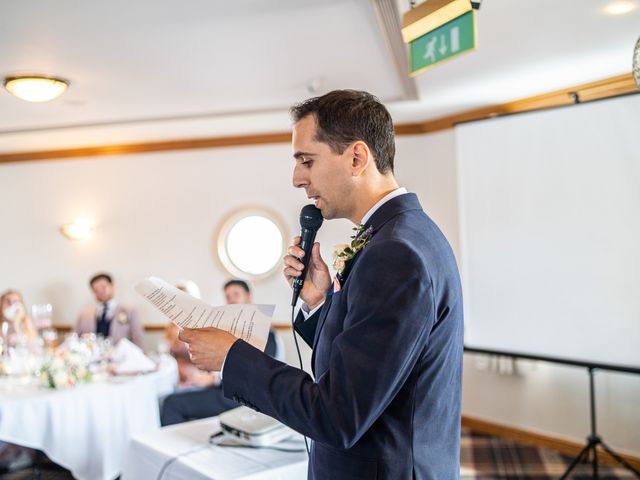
[31,304,53,329]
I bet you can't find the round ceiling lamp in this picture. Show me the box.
[603,1,637,15]
[3,75,69,102]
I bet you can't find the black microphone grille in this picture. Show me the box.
[299,204,324,230]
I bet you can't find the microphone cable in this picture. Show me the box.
[292,305,310,456]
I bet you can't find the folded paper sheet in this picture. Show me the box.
[135,276,274,351]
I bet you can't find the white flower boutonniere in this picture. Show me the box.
[332,224,374,277]
[117,311,129,325]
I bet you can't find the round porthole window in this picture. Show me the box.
[216,208,287,280]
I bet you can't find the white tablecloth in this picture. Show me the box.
[0,355,177,480]
[121,417,308,480]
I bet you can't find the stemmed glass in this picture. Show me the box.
[31,304,53,329]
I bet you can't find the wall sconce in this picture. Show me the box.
[60,219,94,240]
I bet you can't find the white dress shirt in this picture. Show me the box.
[97,299,118,321]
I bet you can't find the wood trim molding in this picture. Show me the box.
[1,73,637,164]
[462,415,640,470]
[417,72,639,135]
[53,323,293,333]
[0,131,292,164]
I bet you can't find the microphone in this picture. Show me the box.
[291,204,324,306]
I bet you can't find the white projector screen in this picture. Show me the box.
[456,94,640,366]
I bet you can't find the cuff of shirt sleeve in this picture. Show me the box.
[301,301,324,320]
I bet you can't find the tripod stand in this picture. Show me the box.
[560,367,640,479]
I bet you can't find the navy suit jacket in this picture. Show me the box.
[223,193,463,479]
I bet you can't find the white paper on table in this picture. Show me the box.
[135,277,274,351]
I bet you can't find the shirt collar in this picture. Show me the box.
[100,299,118,312]
[360,187,408,226]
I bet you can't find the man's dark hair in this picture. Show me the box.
[290,90,395,174]
[89,273,113,287]
[223,279,251,294]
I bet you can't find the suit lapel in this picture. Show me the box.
[87,306,98,332]
[334,194,420,286]
[310,288,335,375]
[108,305,120,336]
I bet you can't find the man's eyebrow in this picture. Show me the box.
[293,151,317,160]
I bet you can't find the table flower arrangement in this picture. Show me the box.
[40,349,92,389]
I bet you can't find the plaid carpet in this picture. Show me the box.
[1,429,637,479]
[461,428,638,479]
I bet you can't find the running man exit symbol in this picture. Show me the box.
[410,11,476,76]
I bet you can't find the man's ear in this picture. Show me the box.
[351,141,371,177]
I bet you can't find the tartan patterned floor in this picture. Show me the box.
[461,428,638,479]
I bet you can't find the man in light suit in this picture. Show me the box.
[75,272,145,348]
[181,90,463,479]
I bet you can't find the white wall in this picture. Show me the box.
[0,133,458,368]
[1,122,637,456]
[0,143,352,328]
[0,133,459,323]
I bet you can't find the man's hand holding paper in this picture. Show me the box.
[135,277,276,371]
[177,326,236,371]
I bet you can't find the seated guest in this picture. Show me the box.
[0,289,37,347]
[75,273,144,348]
[160,279,281,426]
[0,290,38,471]
[0,442,34,474]
[163,280,217,387]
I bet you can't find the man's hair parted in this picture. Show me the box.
[290,90,395,174]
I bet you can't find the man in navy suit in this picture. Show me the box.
[181,90,463,479]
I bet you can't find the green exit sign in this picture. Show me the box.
[409,10,476,77]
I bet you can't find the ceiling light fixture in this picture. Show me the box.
[3,75,69,103]
[60,219,94,241]
[603,1,636,15]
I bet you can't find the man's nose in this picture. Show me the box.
[292,164,307,189]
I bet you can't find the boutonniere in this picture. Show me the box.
[332,224,374,276]
[117,311,129,325]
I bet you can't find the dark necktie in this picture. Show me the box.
[96,303,110,337]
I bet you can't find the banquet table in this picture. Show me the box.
[121,416,308,480]
[0,355,177,480]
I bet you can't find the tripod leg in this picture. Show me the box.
[599,441,640,478]
[593,445,598,479]
[560,443,591,480]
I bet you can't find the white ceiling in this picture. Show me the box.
[1,0,639,152]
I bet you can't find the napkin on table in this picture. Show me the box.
[110,338,156,374]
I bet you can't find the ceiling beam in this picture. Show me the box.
[369,0,419,101]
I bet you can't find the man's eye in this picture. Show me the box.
[301,158,312,166]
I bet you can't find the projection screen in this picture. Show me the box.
[456,94,640,366]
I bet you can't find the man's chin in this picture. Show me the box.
[318,206,333,220]
[315,201,340,220]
